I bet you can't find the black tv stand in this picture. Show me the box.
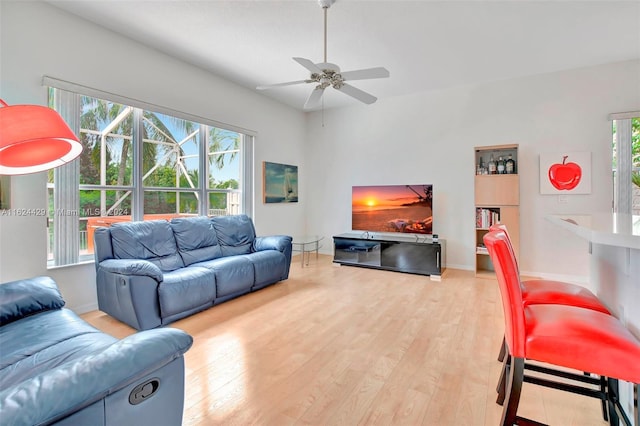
[333,232,445,277]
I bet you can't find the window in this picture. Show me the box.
[611,112,640,216]
[47,82,254,266]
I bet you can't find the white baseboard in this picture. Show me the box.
[69,302,98,315]
[444,263,474,271]
[519,270,589,286]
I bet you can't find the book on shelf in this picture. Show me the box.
[476,245,488,254]
[475,208,500,229]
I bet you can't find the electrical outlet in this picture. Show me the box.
[558,195,569,204]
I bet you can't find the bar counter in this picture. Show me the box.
[547,213,639,423]
[546,213,640,250]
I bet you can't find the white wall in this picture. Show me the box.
[305,59,640,283]
[1,1,639,312]
[0,1,306,310]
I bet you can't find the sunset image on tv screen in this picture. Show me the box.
[352,184,433,234]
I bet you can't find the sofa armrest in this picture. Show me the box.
[98,259,164,282]
[0,328,193,426]
[253,235,293,253]
[254,235,293,280]
[0,276,65,325]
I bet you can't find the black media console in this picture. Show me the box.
[333,233,445,277]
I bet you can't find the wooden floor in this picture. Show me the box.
[83,255,608,426]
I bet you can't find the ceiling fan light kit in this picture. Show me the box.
[317,0,336,8]
[257,0,389,110]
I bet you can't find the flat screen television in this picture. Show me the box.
[352,184,433,234]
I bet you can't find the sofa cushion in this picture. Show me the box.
[0,309,116,389]
[245,251,287,290]
[158,267,216,317]
[212,215,255,256]
[0,276,65,326]
[170,216,223,266]
[194,256,255,298]
[110,220,184,272]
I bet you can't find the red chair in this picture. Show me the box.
[489,223,610,363]
[489,224,612,420]
[484,230,640,426]
[489,224,609,313]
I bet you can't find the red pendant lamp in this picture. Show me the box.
[0,99,82,175]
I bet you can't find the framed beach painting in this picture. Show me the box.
[263,161,298,203]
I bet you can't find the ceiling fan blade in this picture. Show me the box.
[293,57,323,74]
[340,67,390,81]
[335,83,377,105]
[256,80,310,90]
[304,87,325,110]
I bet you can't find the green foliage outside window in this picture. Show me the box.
[47,89,247,263]
[76,97,240,216]
[632,118,640,188]
[612,117,640,175]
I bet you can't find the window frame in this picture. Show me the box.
[45,77,255,266]
[610,111,640,216]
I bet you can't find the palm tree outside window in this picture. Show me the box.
[47,84,252,266]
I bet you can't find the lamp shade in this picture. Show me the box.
[0,99,82,175]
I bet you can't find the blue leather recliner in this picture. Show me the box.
[94,214,293,330]
[0,276,193,426]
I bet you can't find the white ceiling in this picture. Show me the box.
[46,0,640,111]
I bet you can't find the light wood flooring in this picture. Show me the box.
[82,255,608,426]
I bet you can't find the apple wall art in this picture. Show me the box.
[539,151,591,194]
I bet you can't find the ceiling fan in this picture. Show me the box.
[256,0,390,110]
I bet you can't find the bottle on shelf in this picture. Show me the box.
[477,157,484,175]
[488,155,497,174]
[506,154,516,174]
[497,156,505,174]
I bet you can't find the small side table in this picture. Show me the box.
[292,236,324,267]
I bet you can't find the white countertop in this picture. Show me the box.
[546,213,640,250]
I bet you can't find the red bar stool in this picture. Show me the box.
[484,230,640,426]
[489,224,612,419]
[489,224,610,362]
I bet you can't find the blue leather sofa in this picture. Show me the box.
[94,214,293,330]
[0,276,193,426]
